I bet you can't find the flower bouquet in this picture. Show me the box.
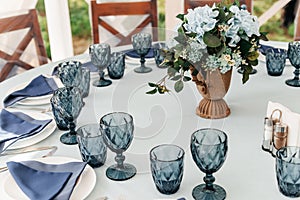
[147,0,267,119]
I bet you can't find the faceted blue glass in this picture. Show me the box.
[153,42,168,68]
[78,68,90,98]
[77,124,107,168]
[57,61,83,87]
[107,52,125,79]
[132,32,152,73]
[276,147,300,198]
[266,48,287,76]
[50,87,83,145]
[150,144,185,195]
[286,41,300,87]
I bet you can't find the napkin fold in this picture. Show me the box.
[0,109,52,152]
[7,160,87,200]
[124,48,154,59]
[3,75,58,107]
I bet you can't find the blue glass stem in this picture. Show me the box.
[140,56,146,69]
[69,121,76,136]
[293,68,300,80]
[115,153,125,169]
[204,173,215,191]
[99,70,105,81]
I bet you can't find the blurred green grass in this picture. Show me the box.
[36,0,295,58]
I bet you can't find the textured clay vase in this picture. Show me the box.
[191,67,232,119]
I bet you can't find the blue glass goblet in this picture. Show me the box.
[266,48,287,76]
[286,41,300,87]
[89,43,112,87]
[190,128,228,200]
[100,112,136,181]
[132,32,152,73]
[78,68,90,98]
[57,61,83,88]
[50,87,83,145]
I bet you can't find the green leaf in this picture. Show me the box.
[225,12,233,22]
[191,68,199,76]
[171,75,182,81]
[203,32,221,48]
[183,76,191,82]
[148,82,157,87]
[248,59,258,66]
[168,67,178,76]
[146,88,157,95]
[239,39,253,55]
[242,72,249,84]
[218,8,226,22]
[247,51,259,61]
[176,14,185,21]
[174,80,184,93]
[259,32,269,41]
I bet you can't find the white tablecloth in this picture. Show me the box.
[0,42,299,200]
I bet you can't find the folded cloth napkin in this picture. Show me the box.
[52,62,97,76]
[0,109,52,152]
[124,48,154,59]
[259,44,286,56]
[7,160,87,200]
[3,75,58,107]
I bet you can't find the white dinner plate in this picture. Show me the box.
[6,109,56,150]
[3,156,96,200]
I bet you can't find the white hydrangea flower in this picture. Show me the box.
[183,5,219,48]
[226,5,260,47]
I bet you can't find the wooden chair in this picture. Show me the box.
[0,9,47,82]
[90,0,158,46]
[184,0,252,13]
[295,5,300,41]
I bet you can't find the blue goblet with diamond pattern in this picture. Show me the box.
[89,43,111,87]
[286,41,300,87]
[132,32,152,73]
[50,87,83,145]
[100,112,136,181]
[190,128,228,200]
[150,144,185,194]
[57,61,83,88]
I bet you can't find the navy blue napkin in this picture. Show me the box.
[124,48,154,58]
[259,44,286,56]
[0,109,52,152]
[7,160,87,200]
[3,75,58,107]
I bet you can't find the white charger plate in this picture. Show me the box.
[3,156,96,200]
[5,109,56,150]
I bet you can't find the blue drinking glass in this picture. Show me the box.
[50,87,83,145]
[57,61,83,88]
[153,42,168,68]
[78,68,90,98]
[150,144,185,195]
[107,52,125,79]
[286,41,300,87]
[77,124,107,168]
[89,43,112,87]
[276,146,300,198]
[132,32,152,73]
[191,128,228,200]
[266,48,287,76]
[100,112,136,181]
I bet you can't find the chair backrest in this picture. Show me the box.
[295,5,300,41]
[0,9,47,82]
[90,0,158,46]
[184,0,252,13]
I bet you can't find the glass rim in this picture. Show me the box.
[99,112,133,127]
[77,123,102,138]
[191,128,228,146]
[276,146,300,165]
[150,143,185,162]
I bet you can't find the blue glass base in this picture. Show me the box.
[93,79,112,87]
[134,66,152,73]
[60,132,78,145]
[192,184,226,200]
[106,163,137,181]
[237,68,257,75]
[285,78,300,87]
